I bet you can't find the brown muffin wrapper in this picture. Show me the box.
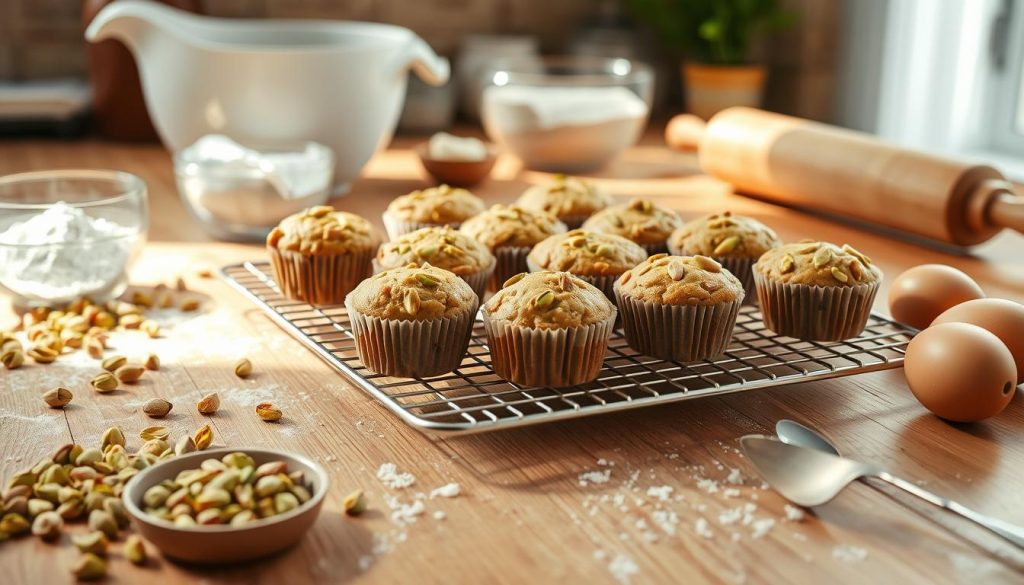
[525,257,623,304]
[491,246,532,292]
[481,310,616,388]
[381,211,462,241]
[373,257,495,300]
[268,245,375,306]
[666,242,759,306]
[614,286,743,362]
[344,298,479,378]
[753,271,880,341]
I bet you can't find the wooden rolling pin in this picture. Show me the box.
[666,108,1024,247]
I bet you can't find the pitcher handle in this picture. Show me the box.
[394,36,450,86]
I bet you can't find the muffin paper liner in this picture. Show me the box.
[481,310,616,388]
[525,257,622,304]
[667,243,759,305]
[492,246,532,292]
[752,271,880,341]
[268,246,374,306]
[382,212,461,241]
[344,299,479,378]
[373,257,495,300]
[614,286,743,362]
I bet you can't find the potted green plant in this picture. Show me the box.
[626,0,796,119]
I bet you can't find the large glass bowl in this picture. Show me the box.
[481,56,654,172]
[0,170,148,308]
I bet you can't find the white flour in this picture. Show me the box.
[0,202,138,300]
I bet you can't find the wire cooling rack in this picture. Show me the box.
[222,261,916,435]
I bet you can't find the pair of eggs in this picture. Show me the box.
[888,265,1023,423]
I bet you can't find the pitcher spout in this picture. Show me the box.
[85,0,195,53]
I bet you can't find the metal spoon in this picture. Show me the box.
[741,435,1024,548]
[775,419,840,456]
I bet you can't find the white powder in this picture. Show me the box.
[832,545,868,563]
[784,505,805,522]
[608,553,639,585]
[646,485,673,502]
[427,132,487,162]
[722,488,741,498]
[725,468,743,485]
[389,499,425,524]
[651,509,679,536]
[694,517,714,539]
[377,463,416,489]
[357,556,373,571]
[0,201,138,301]
[696,478,719,494]
[432,510,446,521]
[750,518,775,539]
[429,483,460,498]
[578,469,612,487]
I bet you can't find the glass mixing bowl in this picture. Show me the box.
[481,56,654,172]
[0,170,148,308]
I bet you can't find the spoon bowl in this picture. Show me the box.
[775,419,841,456]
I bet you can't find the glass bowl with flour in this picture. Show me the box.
[481,56,653,172]
[0,170,147,308]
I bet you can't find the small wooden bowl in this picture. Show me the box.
[415,142,498,188]
[122,448,329,564]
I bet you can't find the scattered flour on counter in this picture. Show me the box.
[389,499,425,524]
[432,511,446,521]
[695,517,714,539]
[722,488,741,498]
[578,469,612,487]
[608,553,639,585]
[357,556,373,571]
[377,463,416,489]
[651,509,679,536]
[784,505,805,522]
[696,478,719,494]
[646,485,673,502]
[725,468,743,485]
[429,483,461,498]
[832,545,868,563]
[750,518,775,539]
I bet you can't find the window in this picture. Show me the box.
[990,0,1024,153]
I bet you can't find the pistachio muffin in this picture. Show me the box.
[382,184,486,239]
[516,175,612,228]
[267,206,381,305]
[614,254,744,362]
[458,205,567,291]
[668,211,781,302]
[526,229,647,301]
[482,271,616,387]
[376,226,496,298]
[345,264,478,378]
[582,198,683,254]
[754,241,882,341]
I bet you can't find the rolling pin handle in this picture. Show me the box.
[989,191,1024,235]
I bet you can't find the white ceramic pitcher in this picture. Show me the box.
[86,1,449,193]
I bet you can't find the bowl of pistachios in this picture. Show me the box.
[122,448,328,564]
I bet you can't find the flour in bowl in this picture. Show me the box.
[0,202,139,302]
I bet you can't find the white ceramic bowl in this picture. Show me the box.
[86,1,449,195]
[122,448,329,564]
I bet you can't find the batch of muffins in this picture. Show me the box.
[265,175,883,388]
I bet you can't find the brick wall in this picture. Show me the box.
[0,0,840,121]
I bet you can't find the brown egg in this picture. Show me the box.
[903,322,1016,422]
[932,298,1024,383]
[888,264,985,330]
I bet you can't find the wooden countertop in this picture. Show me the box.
[1,131,1023,584]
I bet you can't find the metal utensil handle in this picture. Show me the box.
[878,472,1024,548]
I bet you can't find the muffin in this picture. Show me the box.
[375,226,496,298]
[526,229,648,301]
[614,254,744,362]
[344,264,478,378]
[582,198,683,254]
[267,206,381,306]
[516,175,612,228]
[382,184,485,239]
[668,211,781,302]
[482,271,616,388]
[754,241,883,341]
[458,204,567,291]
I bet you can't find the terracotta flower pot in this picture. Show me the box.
[682,62,766,120]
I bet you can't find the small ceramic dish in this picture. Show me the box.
[122,448,329,564]
[415,142,498,188]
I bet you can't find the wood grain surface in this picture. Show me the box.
[1,130,1023,585]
